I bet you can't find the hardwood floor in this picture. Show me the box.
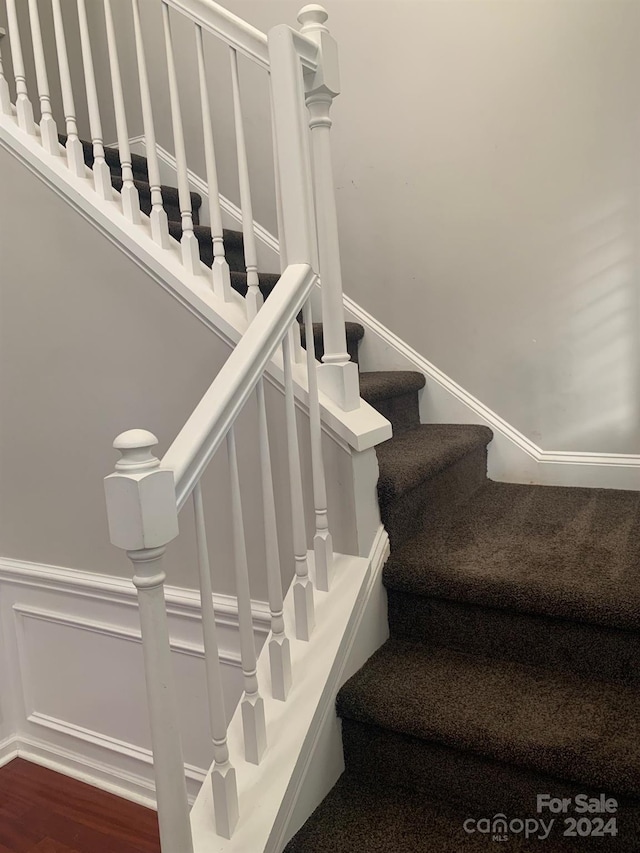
[0,759,161,853]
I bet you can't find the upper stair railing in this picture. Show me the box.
[0,0,366,848]
[0,0,360,411]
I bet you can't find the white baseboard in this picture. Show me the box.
[0,556,270,808]
[0,735,18,769]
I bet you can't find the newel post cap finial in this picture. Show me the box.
[105,429,179,551]
[113,429,161,472]
[298,5,329,33]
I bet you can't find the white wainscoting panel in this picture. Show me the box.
[0,558,269,807]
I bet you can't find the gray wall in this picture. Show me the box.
[0,145,358,589]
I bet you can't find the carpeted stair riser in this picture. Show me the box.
[387,591,640,683]
[299,322,364,366]
[381,444,489,549]
[369,388,420,433]
[109,176,197,225]
[341,718,640,831]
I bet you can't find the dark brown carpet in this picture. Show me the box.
[385,481,640,630]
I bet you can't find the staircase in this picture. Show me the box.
[1,2,639,851]
[98,135,640,851]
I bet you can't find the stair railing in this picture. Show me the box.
[1,1,357,846]
[104,261,323,849]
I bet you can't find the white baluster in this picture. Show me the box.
[77,0,111,199]
[256,379,292,700]
[269,74,305,365]
[0,29,13,116]
[298,5,360,412]
[282,333,315,640]
[27,0,58,154]
[104,0,140,224]
[51,0,84,175]
[195,25,231,301]
[4,0,35,132]
[227,426,267,763]
[104,431,193,853]
[132,0,169,248]
[230,47,261,319]
[192,482,239,838]
[302,299,333,591]
[162,1,200,274]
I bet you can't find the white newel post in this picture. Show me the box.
[104,430,193,853]
[298,5,360,412]
[27,0,59,154]
[4,1,35,133]
[0,28,12,116]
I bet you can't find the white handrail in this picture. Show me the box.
[165,0,319,72]
[163,263,316,510]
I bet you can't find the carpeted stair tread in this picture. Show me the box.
[384,480,640,631]
[376,423,493,508]
[284,773,591,852]
[358,370,425,403]
[337,638,640,796]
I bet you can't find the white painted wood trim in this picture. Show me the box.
[189,531,389,852]
[0,556,271,643]
[276,524,389,849]
[0,735,18,769]
[0,556,272,807]
[163,0,319,73]
[343,294,640,489]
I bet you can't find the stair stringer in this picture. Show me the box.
[189,527,390,853]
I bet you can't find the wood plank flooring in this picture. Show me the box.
[0,759,161,853]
